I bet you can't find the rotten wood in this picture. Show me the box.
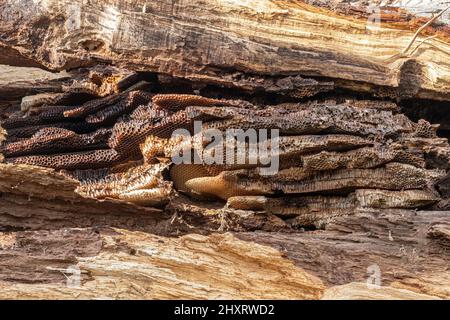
[0,160,448,299]
[0,0,449,300]
[0,228,324,299]
[237,209,450,298]
[1,1,450,100]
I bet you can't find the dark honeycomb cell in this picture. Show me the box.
[6,149,122,170]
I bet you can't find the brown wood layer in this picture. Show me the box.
[1,1,450,100]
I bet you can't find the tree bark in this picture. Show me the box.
[0,0,449,300]
[1,0,450,100]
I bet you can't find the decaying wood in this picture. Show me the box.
[322,282,441,300]
[0,160,448,299]
[238,209,450,299]
[1,1,450,100]
[0,229,324,299]
[0,75,449,300]
[0,0,450,300]
[0,210,448,299]
[0,65,69,101]
[0,65,69,119]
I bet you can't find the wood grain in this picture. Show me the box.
[1,0,450,100]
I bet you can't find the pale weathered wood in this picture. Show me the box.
[1,0,450,300]
[1,0,450,100]
[0,229,324,299]
[237,209,450,298]
[0,65,69,91]
[0,65,70,118]
[322,282,441,300]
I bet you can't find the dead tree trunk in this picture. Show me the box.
[0,0,449,299]
[1,0,450,100]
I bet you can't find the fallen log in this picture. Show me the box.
[1,1,450,100]
[0,0,449,301]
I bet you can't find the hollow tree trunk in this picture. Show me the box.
[0,0,449,300]
[1,0,450,100]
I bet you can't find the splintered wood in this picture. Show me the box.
[0,0,449,301]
